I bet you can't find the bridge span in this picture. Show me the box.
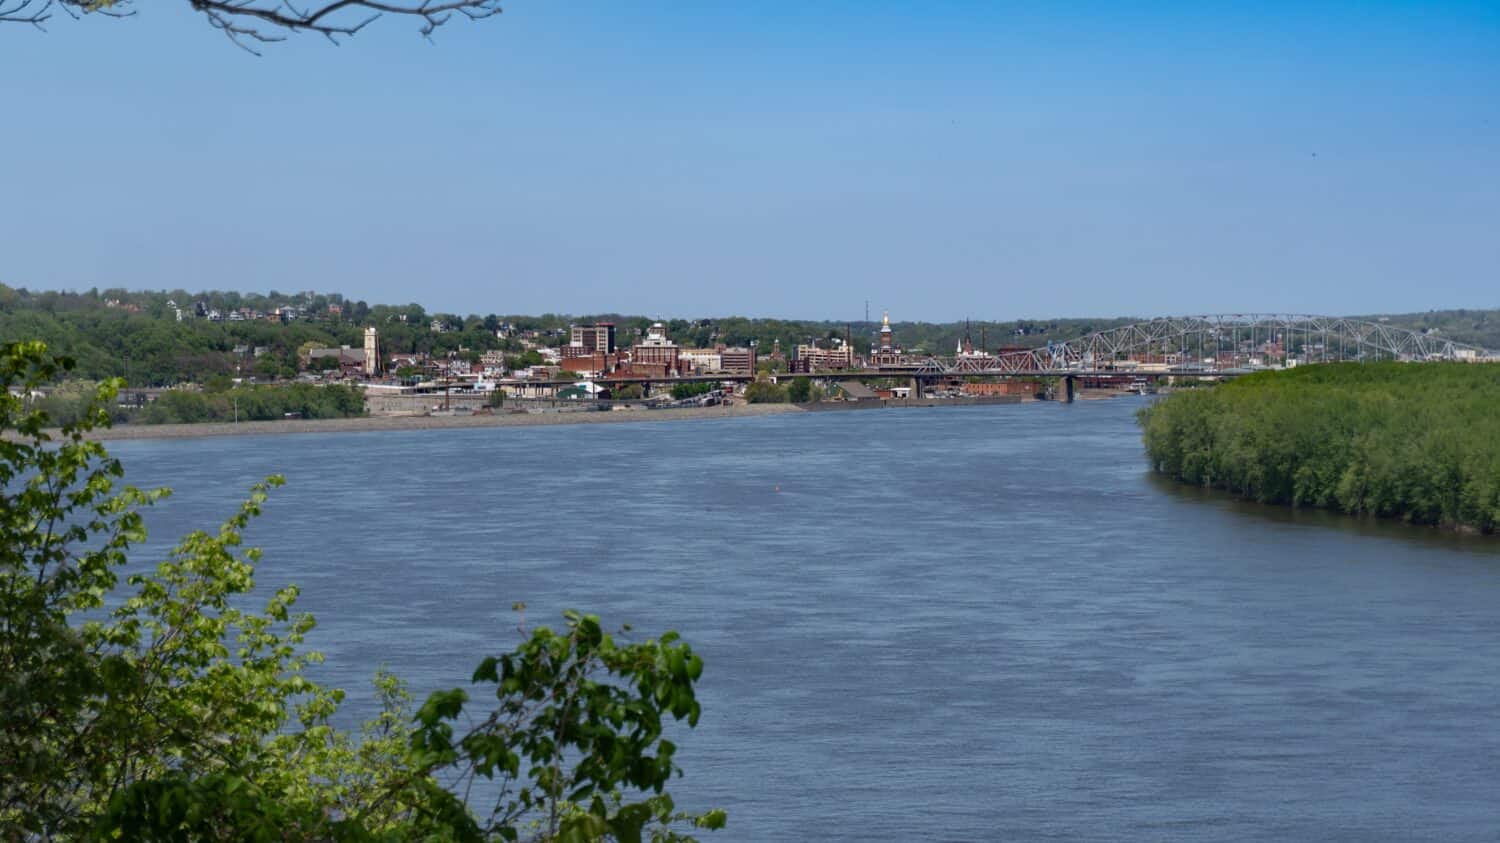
[502,314,1495,399]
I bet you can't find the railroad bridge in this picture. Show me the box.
[774,314,1496,400]
[520,315,1496,401]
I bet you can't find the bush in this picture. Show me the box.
[1138,362,1500,531]
[0,341,723,840]
[743,381,789,404]
[670,382,715,400]
[786,377,812,403]
[137,384,367,424]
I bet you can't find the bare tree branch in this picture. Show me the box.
[0,0,504,50]
[0,0,55,29]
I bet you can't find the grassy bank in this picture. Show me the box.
[1138,363,1500,533]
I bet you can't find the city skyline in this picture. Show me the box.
[4,1,1497,321]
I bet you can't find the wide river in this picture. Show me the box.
[112,398,1500,841]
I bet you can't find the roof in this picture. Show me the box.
[837,381,878,400]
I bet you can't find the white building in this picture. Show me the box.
[680,349,723,372]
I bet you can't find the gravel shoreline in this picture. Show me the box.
[77,403,807,441]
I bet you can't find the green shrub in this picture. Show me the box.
[1139,362,1500,531]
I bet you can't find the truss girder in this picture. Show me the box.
[889,314,1494,376]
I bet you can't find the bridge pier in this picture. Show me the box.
[910,377,923,400]
[1054,375,1074,403]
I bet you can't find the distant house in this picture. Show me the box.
[479,350,509,375]
[307,346,367,375]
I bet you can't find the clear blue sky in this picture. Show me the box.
[3,1,1496,321]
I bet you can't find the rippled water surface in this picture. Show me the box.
[113,399,1500,841]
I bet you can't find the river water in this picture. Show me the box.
[111,398,1500,841]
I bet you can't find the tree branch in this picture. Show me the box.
[0,0,504,51]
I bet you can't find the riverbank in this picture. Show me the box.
[66,390,1099,441]
[80,403,806,441]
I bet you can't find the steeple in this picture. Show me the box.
[877,311,894,352]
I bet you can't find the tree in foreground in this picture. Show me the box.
[0,340,724,840]
[1,0,503,51]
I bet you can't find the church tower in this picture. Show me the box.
[363,327,380,376]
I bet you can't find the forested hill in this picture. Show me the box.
[0,284,1135,386]
[3,284,1496,386]
[1138,362,1500,533]
[1354,308,1500,352]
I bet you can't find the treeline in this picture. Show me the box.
[1138,363,1500,532]
[0,284,1145,386]
[1354,308,1500,352]
[0,286,510,386]
[35,382,367,426]
[136,384,367,424]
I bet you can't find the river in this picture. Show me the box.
[111,398,1500,841]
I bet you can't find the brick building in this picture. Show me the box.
[566,323,617,357]
[718,347,756,374]
[631,322,681,371]
[794,342,854,371]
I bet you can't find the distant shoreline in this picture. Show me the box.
[62,392,1067,441]
[79,403,807,441]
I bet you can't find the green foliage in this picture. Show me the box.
[613,384,644,401]
[0,285,1178,388]
[32,379,130,428]
[669,382,715,401]
[0,341,722,841]
[785,378,812,403]
[1138,362,1500,532]
[506,350,547,371]
[138,383,367,424]
[743,381,789,404]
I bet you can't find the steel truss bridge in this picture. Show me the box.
[872,314,1495,378]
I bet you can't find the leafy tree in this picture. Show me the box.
[1138,362,1500,532]
[613,384,644,401]
[786,377,811,403]
[31,378,120,428]
[0,341,723,840]
[669,382,715,401]
[135,384,367,424]
[743,381,788,404]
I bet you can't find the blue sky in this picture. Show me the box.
[3,1,1496,320]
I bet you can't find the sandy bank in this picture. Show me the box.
[81,403,806,441]
[49,392,1113,442]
